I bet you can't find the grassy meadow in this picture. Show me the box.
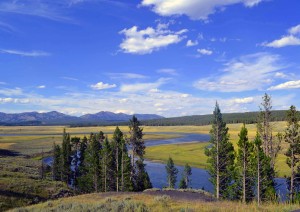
[9,192,299,212]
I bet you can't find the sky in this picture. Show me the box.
[0,0,300,117]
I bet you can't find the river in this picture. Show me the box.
[43,132,288,200]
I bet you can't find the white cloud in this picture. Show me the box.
[37,85,46,89]
[186,40,198,47]
[119,23,187,54]
[197,48,213,55]
[233,97,254,104]
[0,87,23,96]
[289,24,300,35]
[140,0,264,20]
[108,72,147,79]
[194,53,283,92]
[90,82,117,90]
[268,80,300,91]
[0,98,29,104]
[262,24,300,48]
[120,78,169,93]
[0,49,50,57]
[262,35,300,48]
[157,69,178,76]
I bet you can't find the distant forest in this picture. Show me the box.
[140,110,288,126]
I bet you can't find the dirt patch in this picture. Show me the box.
[0,143,15,149]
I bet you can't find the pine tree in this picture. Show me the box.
[101,137,115,192]
[52,143,62,181]
[129,115,152,191]
[112,126,123,192]
[61,129,72,184]
[179,163,192,189]
[253,133,276,205]
[205,102,235,200]
[236,124,255,203]
[135,158,152,191]
[285,105,300,202]
[257,93,281,170]
[165,157,178,188]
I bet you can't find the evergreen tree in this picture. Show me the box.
[129,115,152,191]
[257,93,281,170]
[135,158,152,191]
[285,105,300,202]
[236,124,255,203]
[165,157,178,188]
[179,163,192,189]
[179,177,187,189]
[253,133,276,205]
[101,137,115,192]
[112,126,123,192]
[62,129,72,184]
[52,143,62,181]
[120,135,133,191]
[205,102,235,200]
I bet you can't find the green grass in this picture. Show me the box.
[146,142,209,169]
[0,156,70,211]
[10,192,300,212]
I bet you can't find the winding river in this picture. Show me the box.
[43,133,288,200]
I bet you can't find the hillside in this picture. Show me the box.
[0,111,163,126]
[142,110,289,126]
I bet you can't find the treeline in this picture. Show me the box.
[206,94,300,204]
[141,110,288,126]
[51,116,152,193]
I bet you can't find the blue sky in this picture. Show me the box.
[0,0,300,117]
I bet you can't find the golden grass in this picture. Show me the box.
[145,142,209,169]
[10,192,299,212]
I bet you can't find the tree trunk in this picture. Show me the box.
[116,146,119,192]
[121,143,124,192]
[257,151,260,206]
[291,149,294,202]
[216,125,220,200]
[243,146,246,203]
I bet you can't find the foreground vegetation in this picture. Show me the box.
[0,155,70,211]
[10,192,299,212]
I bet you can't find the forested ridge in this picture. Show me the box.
[141,110,288,126]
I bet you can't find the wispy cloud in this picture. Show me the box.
[0,21,16,33]
[194,52,284,92]
[262,24,300,48]
[0,87,23,96]
[90,82,117,90]
[0,49,51,57]
[107,72,147,79]
[120,78,170,92]
[119,23,187,54]
[37,85,46,89]
[0,0,73,22]
[61,76,79,81]
[268,80,300,90]
[157,69,178,76]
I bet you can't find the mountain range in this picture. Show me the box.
[0,111,164,125]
